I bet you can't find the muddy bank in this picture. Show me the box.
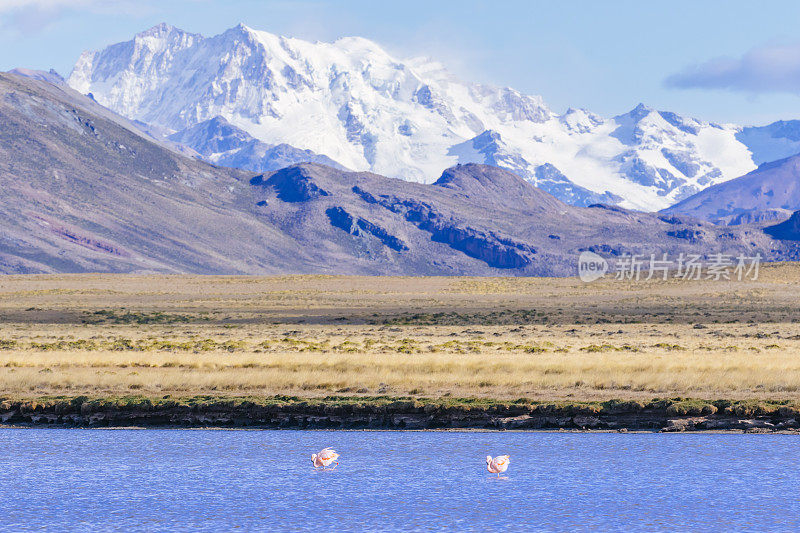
[2,396,800,432]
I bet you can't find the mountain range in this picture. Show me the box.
[64,23,800,212]
[4,71,800,275]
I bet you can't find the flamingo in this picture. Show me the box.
[486,455,510,476]
[311,447,340,469]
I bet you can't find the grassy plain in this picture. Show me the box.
[1,264,800,402]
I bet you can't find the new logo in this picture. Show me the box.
[578,251,608,282]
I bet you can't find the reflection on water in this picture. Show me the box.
[1,429,799,532]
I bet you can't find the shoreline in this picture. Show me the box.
[2,396,798,433]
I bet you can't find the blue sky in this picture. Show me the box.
[2,0,800,125]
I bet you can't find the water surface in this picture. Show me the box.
[1,430,798,532]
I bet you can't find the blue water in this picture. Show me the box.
[1,430,799,532]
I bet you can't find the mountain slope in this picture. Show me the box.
[67,23,766,211]
[0,72,301,274]
[663,154,800,225]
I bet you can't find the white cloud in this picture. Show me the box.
[665,42,800,94]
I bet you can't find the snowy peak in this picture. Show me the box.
[610,103,702,146]
[137,22,180,37]
[69,23,201,96]
[132,22,200,52]
[616,102,653,122]
[560,108,603,133]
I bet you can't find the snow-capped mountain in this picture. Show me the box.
[66,23,797,211]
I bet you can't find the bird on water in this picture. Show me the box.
[312,447,340,469]
[486,455,510,476]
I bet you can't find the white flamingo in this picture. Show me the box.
[311,447,340,469]
[486,455,510,476]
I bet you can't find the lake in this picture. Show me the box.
[0,429,798,532]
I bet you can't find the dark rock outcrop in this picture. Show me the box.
[326,207,408,252]
[666,228,706,243]
[260,166,330,202]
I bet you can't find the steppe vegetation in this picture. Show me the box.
[1,265,799,403]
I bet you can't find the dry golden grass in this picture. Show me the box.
[1,264,799,400]
[2,348,800,399]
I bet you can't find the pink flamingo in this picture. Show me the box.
[311,447,340,469]
[486,455,510,476]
